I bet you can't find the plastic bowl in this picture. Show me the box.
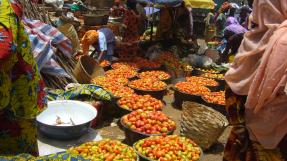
[36,100,97,140]
[120,117,175,146]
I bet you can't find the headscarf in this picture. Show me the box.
[225,0,287,149]
[225,17,248,34]
[81,30,99,55]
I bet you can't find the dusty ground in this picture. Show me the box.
[96,90,230,161]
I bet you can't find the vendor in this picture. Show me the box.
[81,28,116,62]
[222,17,247,62]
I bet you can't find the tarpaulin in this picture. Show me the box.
[184,0,215,9]
[23,18,73,78]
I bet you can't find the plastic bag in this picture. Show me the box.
[184,54,213,67]
[44,0,64,9]
[146,45,163,60]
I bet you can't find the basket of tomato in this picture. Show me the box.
[134,135,202,161]
[172,82,210,108]
[186,76,220,92]
[105,69,138,80]
[121,110,176,145]
[117,94,164,116]
[129,79,168,100]
[68,139,138,161]
[111,62,140,71]
[200,73,225,90]
[138,71,171,83]
[201,91,226,115]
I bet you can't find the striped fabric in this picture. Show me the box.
[23,18,73,77]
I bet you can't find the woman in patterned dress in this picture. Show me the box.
[0,0,46,156]
[115,0,141,59]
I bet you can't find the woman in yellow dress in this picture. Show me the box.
[0,0,46,155]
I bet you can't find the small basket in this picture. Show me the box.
[180,102,228,151]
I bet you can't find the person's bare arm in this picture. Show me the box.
[97,51,106,62]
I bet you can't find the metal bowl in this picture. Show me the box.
[36,100,97,140]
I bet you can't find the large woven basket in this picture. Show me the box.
[180,101,228,151]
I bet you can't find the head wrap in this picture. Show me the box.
[81,30,99,55]
[225,0,287,149]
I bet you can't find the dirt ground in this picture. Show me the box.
[96,91,230,161]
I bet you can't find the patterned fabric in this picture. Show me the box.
[0,0,46,155]
[123,9,140,42]
[23,18,73,78]
[224,86,286,161]
[46,84,112,102]
[0,152,88,161]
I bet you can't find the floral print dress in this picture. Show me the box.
[0,0,46,156]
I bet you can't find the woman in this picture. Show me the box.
[224,0,287,160]
[122,0,140,42]
[0,0,46,155]
[81,28,116,61]
[116,0,141,59]
[215,2,230,36]
[222,17,247,62]
[204,9,216,42]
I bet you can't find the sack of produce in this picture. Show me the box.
[180,101,228,150]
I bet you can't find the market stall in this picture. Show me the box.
[0,0,230,160]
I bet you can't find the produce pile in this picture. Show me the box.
[129,79,167,91]
[196,68,219,74]
[201,73,224,80]
[139,71,171,81]
[202,91,225,105]
[133,58,161,69]
[92,76,129,86]
[186,76,219,87]
[105,69,137,79]
[68,139,137,161]
[122,110,176,134]
[134,135,201,161]
[104,85,135,98]
[118,94,163,111]
[111,62,139,71]
[155,52,183,70]
[99,60,110,67]
[174,82,210,95]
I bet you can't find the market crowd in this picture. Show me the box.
[0,0,287,160]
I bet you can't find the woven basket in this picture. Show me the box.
[180,101,228,151]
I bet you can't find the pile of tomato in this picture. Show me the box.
[134,135,201,161]
[103,85,135,98]
[118,94,163,111]
[129,79,167,91]
[92,76,129,86]
[69,139,137,161]
[196,68,219,74]
[99,60,110,67]
[134,58,161,69]
[201,73,224,80]
[202,91,225,105]
[111,62,139,71]
[186,76,218,87]
[105,69,137,79]
[175,82,210,95]
[139,71,171,81]
[122,110,176,134]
